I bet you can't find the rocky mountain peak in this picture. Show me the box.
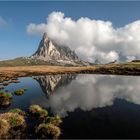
[32,32,90,66]
[42,33,49,44]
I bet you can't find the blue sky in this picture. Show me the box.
[0,1,140,60]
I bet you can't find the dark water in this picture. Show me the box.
[1,74,140,138]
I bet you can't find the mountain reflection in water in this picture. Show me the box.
[33,74,140,117]
[33,74,77,98]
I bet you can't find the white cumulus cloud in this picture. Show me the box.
[27,11,140,63]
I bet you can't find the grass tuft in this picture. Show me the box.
[9,108,25,116]
[0,91,12,98]
[36,123,61,139]
[0,119,10,138]
[14,88,27,96]
[29,104,48,118]
[0,112,26,138]
[47,115,62,126]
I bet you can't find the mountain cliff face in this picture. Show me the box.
[32,33,89,66]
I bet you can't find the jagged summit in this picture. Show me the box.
[32,33,90,66]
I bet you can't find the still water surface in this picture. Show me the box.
[1,74,140,138]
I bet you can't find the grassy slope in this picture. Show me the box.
[0,57,84,67]
[0,57,139,83]
[93,62,140,75]
[0,61,139,82]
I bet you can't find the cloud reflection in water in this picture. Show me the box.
[34,74,140,117]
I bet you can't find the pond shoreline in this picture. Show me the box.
[0,63,140,83]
